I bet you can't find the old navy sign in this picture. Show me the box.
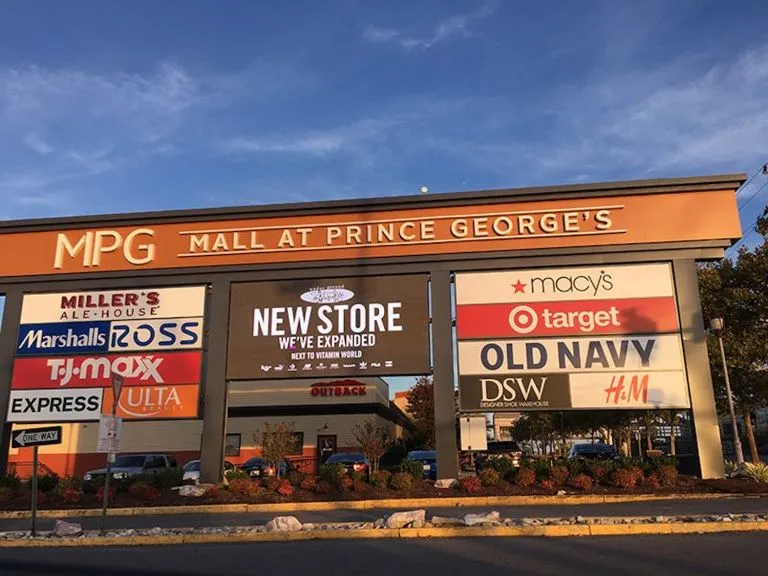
[19,286,206,324]
[457,335,685,375]
[11,351,202,389]
[16,318,203,356]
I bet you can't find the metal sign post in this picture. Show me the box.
[100,372,124,536]
[11,426,63,537]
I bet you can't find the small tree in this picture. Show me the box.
[254,422,297,478]
[352,419,393,473]
[406,376,435,449]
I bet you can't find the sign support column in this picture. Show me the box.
[200,279,231,484]
[0,289,23,475]
[431,270,459,480]
[673,259,726,479]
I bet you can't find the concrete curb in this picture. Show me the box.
[0,521,765,548]
[0,492,758,520]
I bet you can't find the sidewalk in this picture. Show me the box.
[1,496,765,533]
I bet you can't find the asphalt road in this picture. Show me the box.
[1,496,765,532]
[0,534,764,575]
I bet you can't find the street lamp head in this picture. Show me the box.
[710,317,724,332]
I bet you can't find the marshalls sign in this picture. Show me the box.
[226,274,430,379]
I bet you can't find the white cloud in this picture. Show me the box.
[22,132,53,155]
[363,3,496,51]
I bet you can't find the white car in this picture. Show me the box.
[182,459,237,483]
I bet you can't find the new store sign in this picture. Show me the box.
[227,274,430,379]
[455,263,691,412]
[7,286,206,423]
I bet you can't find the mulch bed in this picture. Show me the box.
[0,476,765,512]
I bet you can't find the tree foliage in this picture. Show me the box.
[698,206,768,462]
[254,422,297,477]
[406,376,435,449]
[352,419,393,473]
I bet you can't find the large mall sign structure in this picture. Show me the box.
[0,174,745,481]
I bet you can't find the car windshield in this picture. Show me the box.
[113,456,146,468]
[326,453,364,463]
[183,460,200,472]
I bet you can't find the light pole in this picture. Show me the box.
[709,317,744,468]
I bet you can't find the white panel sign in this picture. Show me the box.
[20,286,207,324]
[97,415,123,453]
[457,334,686,375]
[455,263,675,304]
[567,372,690,409]
[460,416,488,451]
[6,388,103,423]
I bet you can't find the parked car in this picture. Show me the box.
[181,459,237,483]
[406,450,437,480]
[82,453,177,492]
[567,443,619,461]
[323,452,370,479]
[240,457,293,479]
[475,441,524,470]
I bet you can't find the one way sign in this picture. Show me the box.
[11,426,62,449]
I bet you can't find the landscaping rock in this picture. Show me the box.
[301,523,316,531]
[374,518,386,529]
[556,490,567,496]
[178,485,207,497]
[53,520,82,538]
[265,516,302,533]
[431,516,464,527]
[464,511,501,527]
[386,510,426,529]
[435,479,459,489]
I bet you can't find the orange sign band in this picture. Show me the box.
[0,190,740,277]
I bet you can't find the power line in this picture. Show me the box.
[737,170,768,214]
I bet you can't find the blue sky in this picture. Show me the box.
[2,0,768,395]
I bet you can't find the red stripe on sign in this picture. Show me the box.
[11,350,202,390]
[456,297,679,339]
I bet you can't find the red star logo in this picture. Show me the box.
[511,279,527,293]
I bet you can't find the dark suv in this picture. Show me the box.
[82,453,177,492]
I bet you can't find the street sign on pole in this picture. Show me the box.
[97,415,122,454]
[110,372,124,415]
[11,426,62,449]
[12,426,61,536]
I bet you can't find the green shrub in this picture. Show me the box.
[58,475,83,491]
[319,463,346,489]
[151,469,184,490]
[0,473,21,490]
[533,460,551,481]
[0,487,16,502]
[399,459,424,481]
[37,473,59,493]
[586,461,613,485]
[743,462,768,484]
[490,457,516,479]
[370,470,391,489]
[226,468,251,481]
[314,480,332,494]
[288,470,304,486]
[479,468,500,487]
[390,472,413,491]
[724,460,739,476]
[564,458,584,478]
[513,467,536,488]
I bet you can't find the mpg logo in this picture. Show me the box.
[16,322,111,356]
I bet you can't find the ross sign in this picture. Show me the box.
[226,274,430,379]
[11,426,63,449]
[11,351,203,389]
[0,190,740,277]
[455,263,690,412]
[19,287,206,324]
[102,384,200,419]
[6,388,103,422]
[97,415,122,453]
[15,318,203,356]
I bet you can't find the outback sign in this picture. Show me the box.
[226,274,430,379]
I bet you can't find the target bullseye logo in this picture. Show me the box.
[507,305,539,334]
